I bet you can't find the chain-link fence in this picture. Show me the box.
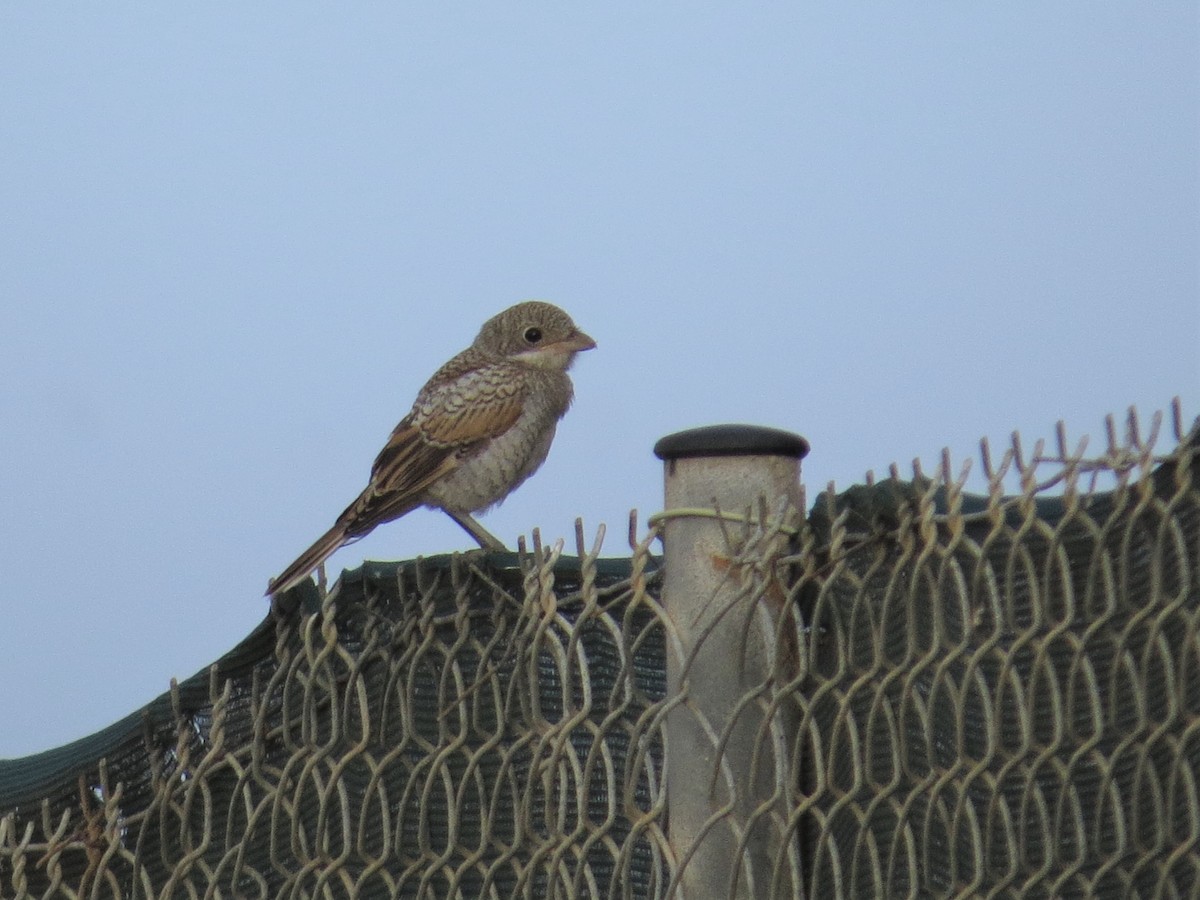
[2,407,1197,898]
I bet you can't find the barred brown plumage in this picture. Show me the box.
[267,301,595,595]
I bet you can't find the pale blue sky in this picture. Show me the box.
[2,6,1196,756]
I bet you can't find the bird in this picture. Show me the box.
[267,300,595,595]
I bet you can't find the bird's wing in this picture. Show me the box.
[338,363,527,536]
[412,362,527,445]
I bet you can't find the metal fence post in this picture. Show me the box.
[654,424,809,899]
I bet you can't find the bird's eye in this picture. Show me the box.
[524,327,543,344]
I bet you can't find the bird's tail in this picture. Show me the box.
[267,521,349,596]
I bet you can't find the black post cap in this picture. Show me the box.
[654,424,810,461]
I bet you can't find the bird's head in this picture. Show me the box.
[476,301,596,371]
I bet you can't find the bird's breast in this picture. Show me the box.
[423,370,574,514]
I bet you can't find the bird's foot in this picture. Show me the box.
[445,510,510,552]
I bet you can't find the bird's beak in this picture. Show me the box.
[563,330,597,352]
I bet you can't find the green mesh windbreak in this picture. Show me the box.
[795,424,1200,898]
[2,416,1197,899]
[0,552,667,899]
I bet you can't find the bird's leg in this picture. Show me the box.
[445,510,509,551]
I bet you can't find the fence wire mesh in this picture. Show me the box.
[1,407,1198,899]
